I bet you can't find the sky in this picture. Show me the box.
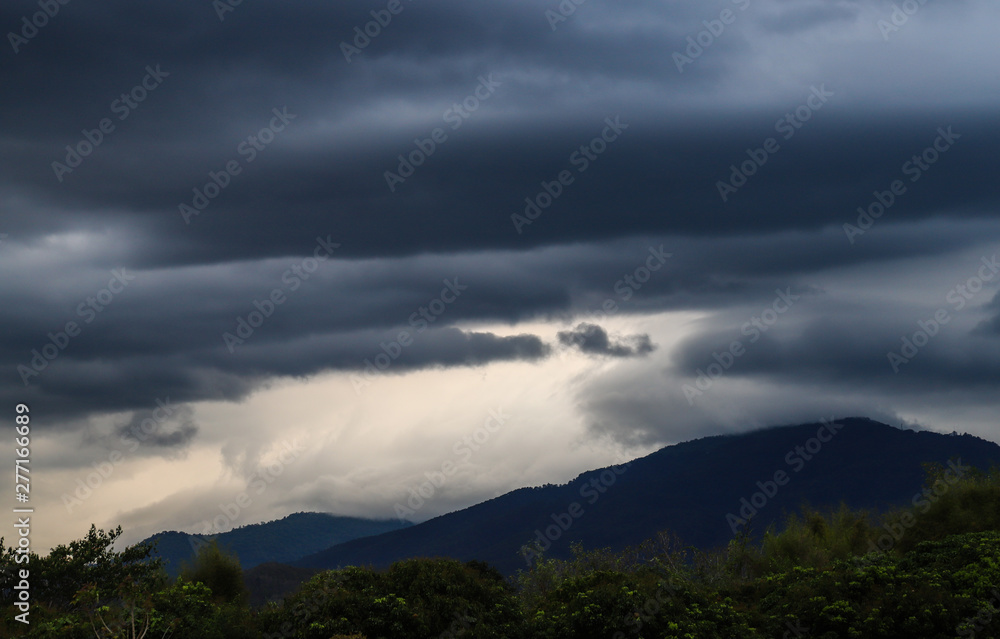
[2,0,999,552]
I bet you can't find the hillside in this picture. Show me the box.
[10,460,1000,638]
[143,512,411,576]
[294,418,1000,574]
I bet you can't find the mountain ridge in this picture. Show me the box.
[291,418,1000,574]
[142,512,411,576]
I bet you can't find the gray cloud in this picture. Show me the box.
[112,404,200,451]
[973,291,1000,335]
[558,323,655,358]
[1,0,998,478]
[757,0,861,34]
[1,0,997,267]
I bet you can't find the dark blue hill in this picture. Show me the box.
[293,418,1000,575]
[143,512,410,576]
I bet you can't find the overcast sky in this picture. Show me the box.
[2,0,999,551]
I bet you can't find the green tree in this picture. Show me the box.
[1,526,169,639]
[2,525,163,611]
[179,539,249,606]
[259,558,524,639]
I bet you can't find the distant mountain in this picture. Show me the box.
[294,418,1000,575]
[143,512,411,576]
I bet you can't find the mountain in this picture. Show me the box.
[143,512,411,576]
[294,418,1000,575]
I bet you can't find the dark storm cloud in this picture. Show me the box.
[4,224,1000,428]
[1,0,997,267]
[670,284,1000,394]
[3,0,1000,448]
[236,327,551,376]
[7,112,997,268]
[558,323,655,358]
[3,324,550,424]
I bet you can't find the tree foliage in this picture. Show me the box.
[180,539,249,605]
[4,463,1000,638]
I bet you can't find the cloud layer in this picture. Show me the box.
[3,0,999,549]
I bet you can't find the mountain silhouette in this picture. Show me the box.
[142,512,410,576]
[292,418,1000,574]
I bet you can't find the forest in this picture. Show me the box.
[3,461,1000,639]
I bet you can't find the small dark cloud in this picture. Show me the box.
[113,404,199,450]
[558,323,655,358]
